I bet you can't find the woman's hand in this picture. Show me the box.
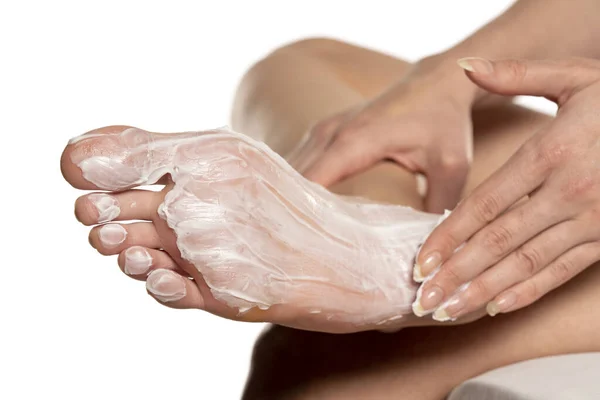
[414,57,600,321]
[287,58,479,213]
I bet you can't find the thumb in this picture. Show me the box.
[457,57,599,104]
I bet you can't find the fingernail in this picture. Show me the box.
[487,291,517,316]
[457,57,494,74]
[98,224,127,248]
[419,252,441,277]
[88,193,120,223]
[413,263,426,283]
[433,295,466,322]
[146,269,186,302]
[419,285,445,311]
[124,246,152,275]
[412,300,428,317]
[433,308,451,322]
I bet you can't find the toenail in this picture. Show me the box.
[124,246,152,275]
[146,269,186,302]
[98,224,127,248]
[88,193,120,223]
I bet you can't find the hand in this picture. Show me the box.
[414,57,600,321]
[287,59,477,213]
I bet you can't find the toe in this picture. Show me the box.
[61,126,134,190]
[145,269,205,309]
[117,246,187,280]
[75,189,163,225]
[89,222,161,255]
[61,125,171,191]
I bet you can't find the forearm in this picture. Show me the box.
[421,0,600,103]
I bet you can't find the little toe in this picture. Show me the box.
[117,246,187,280]
[89,222,161,255]
[75,190,163,225]
[145,269,205,310]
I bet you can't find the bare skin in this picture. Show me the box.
[234,38,600,400]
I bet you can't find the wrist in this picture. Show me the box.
[412,53,488,106]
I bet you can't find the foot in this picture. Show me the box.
[61,125,444,333]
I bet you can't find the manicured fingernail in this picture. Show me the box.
[412,300,427,317]
[98,224,127,248]
[433,295,466,322]
[88,193,120,223]
[433,308,451,322]
[413,263,426,282]
[487,291,517,316]
[419,252,441,277]
[419,285,445,311]
[146,269,186,302]
[457,57,494,74]
[124,246,152,275]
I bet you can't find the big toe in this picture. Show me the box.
[61,125,170,191]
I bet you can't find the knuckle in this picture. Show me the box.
[482,225,513,257]
[550,259,573,283]
[441,263,465,287]
[468,278,492,301]
[560,174,596,202]
[438,153,470,174]
[501,60,529,85]
[443,230,464,255]
[522,280,540,303]
[471,192,502,223]
[514,246,542,276]
[535,141,570,170]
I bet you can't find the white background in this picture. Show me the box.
[1,1,553,399]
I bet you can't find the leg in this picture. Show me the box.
[234,38,600,399]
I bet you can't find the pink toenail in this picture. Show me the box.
[124,246,152,275]
[98,224,127,248]
[146,269,186,302]
[88,193,120,223]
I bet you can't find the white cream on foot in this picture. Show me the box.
[72,126,455,327]
[88,193,120,223]
[124,246,152,275]
[146,269,186,302]
[98,224,127,248]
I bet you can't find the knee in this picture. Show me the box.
[274,36,345,56]
[243,36,344,78]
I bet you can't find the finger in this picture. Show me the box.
[419,188,564,306]
[457,57,600,104]
[485,241,600,316]
[424,156,470,213]
[286,112,347,172]
[302,129,382,187]
[286,130,325,173]
[416,141,548,278]
[146,269,205,309]
[430,219,590,320]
